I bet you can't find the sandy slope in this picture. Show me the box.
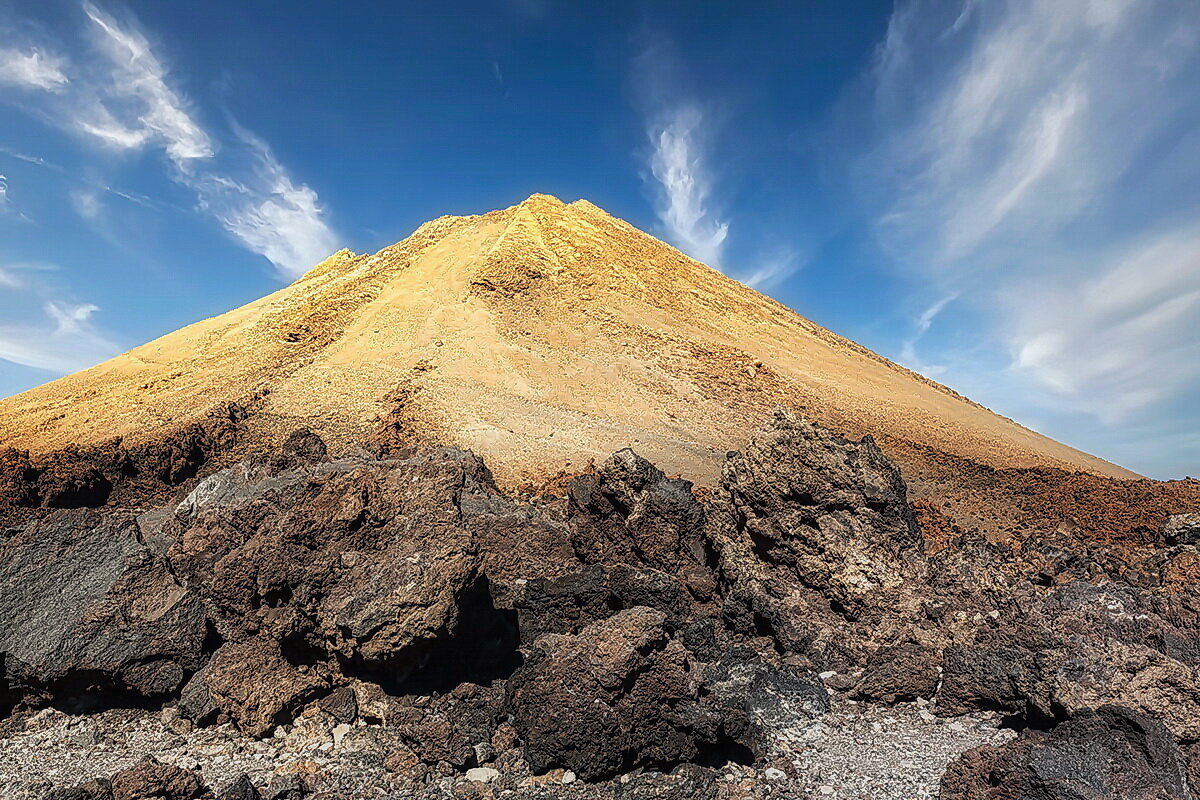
[0,194,1136,485]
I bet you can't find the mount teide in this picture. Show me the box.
[0,193,1133,488]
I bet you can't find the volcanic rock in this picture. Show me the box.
[1166,513,1200,545]
[109,758,210,800]
[851,641,942,704]
[705,409,924,657]
[508,607,704,780]
[166,446,487,681]
[566,449,706,572]
[179,637,328,736]
[940,706,1191,800]
[0,509,208,710]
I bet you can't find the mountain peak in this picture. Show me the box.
[0,195,1136,487]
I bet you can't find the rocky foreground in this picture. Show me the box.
[2,411,1199,799]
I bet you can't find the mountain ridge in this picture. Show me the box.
[0,193,1136,485]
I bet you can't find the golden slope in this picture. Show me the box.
[0,194,1136,484]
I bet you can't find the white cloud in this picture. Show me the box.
[0,174,8,211]
[0,47,69,91]
[70,189,102,219]
[79,2,212,166]
[195,130,340,278]
[898,294,958,377]
[646,106,729,268]
[0,2,340,279]
[1010,229,1200,423]
[860,0,1200,435]
[0,287,119,374]
[740,246,804,290]
[0,266,23,289]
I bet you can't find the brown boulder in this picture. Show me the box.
[179,637,327,736]
[110,758,209,800]
[508,607,704,781]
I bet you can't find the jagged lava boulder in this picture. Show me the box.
[941,705,1191,800]
[0,509,209,711]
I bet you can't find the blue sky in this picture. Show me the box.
[1,0,1198,478]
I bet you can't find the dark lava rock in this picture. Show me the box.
[940,705,1191,800]
[704,409,923,654]
[179,637,328,736]
[852,641,942,703]
[567,448,706,573]
[0,510,208,710]
[511,563,700,642]
[166,447,488,680]
[106,758,209,800]
[46,780,114,800]
[1165,513,1200,545]
[392,682,505,767]
[506,606,775,782]
[701,646,829,758]
[0,448,38,507]
[280,428,329,463]
[317,685,358,724]
[215,774,261,800]
[934,581,1200,739]
[39,462,114,509]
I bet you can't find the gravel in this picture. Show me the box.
[0,695,1013,799]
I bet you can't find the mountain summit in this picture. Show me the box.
[0,193,1132,485]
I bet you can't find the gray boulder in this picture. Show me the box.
[0,509,208,710]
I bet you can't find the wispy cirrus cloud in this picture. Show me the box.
[633,37,804,289]
[0,265,119,373]
[855,0,1200,455]
[0,2,339,278]
[78,1,212,167]
[898,293,958,377]
[0,47,68,92]
[646,105,728,269]
[195,127,340,278]
[1009,229,1200,423]
[0,301,118,373]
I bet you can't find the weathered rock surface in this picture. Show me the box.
[706,410,924,661]
[178,638,328,737]
[0,510,208,712]
[5,413,1200,798]
[508,607,705,780]
[1166,513,1200,545]
[941,706,1191,800]
[166,447,490,684]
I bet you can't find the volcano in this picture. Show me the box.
[5,195,1200,800]
[0,193,1131,489]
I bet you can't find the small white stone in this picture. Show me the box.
[562,770,577,784]
[818,670,837,680]
[762,768,787,781]
[332,723,351,745]
[819,786,836,796]
[465,767,500,783]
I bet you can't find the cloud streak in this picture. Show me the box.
[0,47,69,91]
[857,0,1200,447]
[0,2,339,279]
[79,1,212,166]
[634,37,804,290]
[0,266,120,374]
[646,106,729,268]
[196,128,341,277]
